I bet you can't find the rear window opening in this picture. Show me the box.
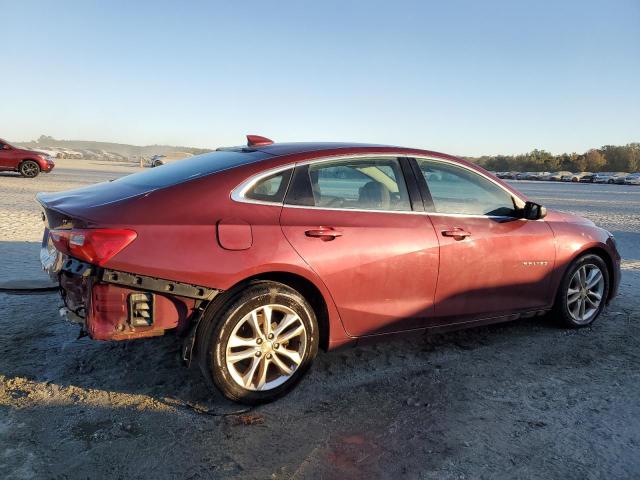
[115,150,273,189]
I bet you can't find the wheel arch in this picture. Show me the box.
[564,245,616,302]
[18,158,42,171]
[227,272,332,351]
[196,270,336,352]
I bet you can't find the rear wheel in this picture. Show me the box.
[197,281,319,404]
[19,160,40,178]
[554,254,609,328]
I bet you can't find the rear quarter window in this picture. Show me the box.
[244,169,293,203]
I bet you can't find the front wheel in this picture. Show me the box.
[19,160,40,178]
[197,281,319,404]
[554,254,609,328]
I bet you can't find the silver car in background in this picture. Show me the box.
[593,172,628,184]
[561,172,592,182]
[543,171,572,181]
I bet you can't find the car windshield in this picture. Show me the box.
[114,150,272,189]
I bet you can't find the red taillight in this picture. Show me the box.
[50,228,137,266]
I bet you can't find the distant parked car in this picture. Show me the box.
[561,172,592,182]
[517,172,546,181]
[544,171,572,181]
[593,172,629,184]
[149,154,167,167]
[624,173,640,185]
[0,138,55,177]
[527,171,550,181]
[148,152,194,167]
[497,171,517,179]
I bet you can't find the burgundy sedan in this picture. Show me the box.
[38,136,620,404]
[0,139,55,177]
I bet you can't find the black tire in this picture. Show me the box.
[553,254,609,328]
[608,179,614,184]
[153,160,164,167]
[197,280,319,405]
[19,160,40,178]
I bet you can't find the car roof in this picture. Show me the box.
[252,142,388,156]
[238,141,462,166]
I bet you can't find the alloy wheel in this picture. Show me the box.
[566,264,605,324]
[21,161,39,177]
[225,304,308,391]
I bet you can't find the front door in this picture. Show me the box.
[280,156,440,336]
[413,158,556,322]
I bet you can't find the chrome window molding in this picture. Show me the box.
[281,202,518,220]
[230,154,404,207]
[230,152,528,216]
[411,155,527,210]
[230,164,295,206]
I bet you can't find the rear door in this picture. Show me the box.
[0,141,13,169]
[412,158,556,323]
[279,156,440,337]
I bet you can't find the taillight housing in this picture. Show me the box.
[50,228,137,266]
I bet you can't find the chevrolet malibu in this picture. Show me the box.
[38,136,620,404]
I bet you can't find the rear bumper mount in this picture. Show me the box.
[61,258,219,301]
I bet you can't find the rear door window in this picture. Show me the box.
[285,157,411,211]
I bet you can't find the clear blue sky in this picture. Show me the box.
[2,0,639,156]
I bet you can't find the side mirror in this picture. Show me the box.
[522,201,547,220]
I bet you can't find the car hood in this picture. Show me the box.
[545,209,595,227]
[15,148,44,157]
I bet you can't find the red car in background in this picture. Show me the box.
[0,138,55,177]
[37,136,620,404]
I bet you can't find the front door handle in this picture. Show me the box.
[441,228,471,240]
[305,227,343,241]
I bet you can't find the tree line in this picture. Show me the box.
[468,143,640,173]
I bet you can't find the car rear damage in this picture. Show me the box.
[56,256,218,340]
[38,201,220,343]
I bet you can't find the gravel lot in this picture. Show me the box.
[1,162,639,479]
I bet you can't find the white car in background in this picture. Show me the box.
[542,171,572,181]
[148,152,194,167]
[624,173,640,185]
[592,172,628,184]
[561,172,592,182]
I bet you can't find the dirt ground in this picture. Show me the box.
[1,161,639,479]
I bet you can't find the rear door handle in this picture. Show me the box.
[441,228,471,240]
[305,227,343,241]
